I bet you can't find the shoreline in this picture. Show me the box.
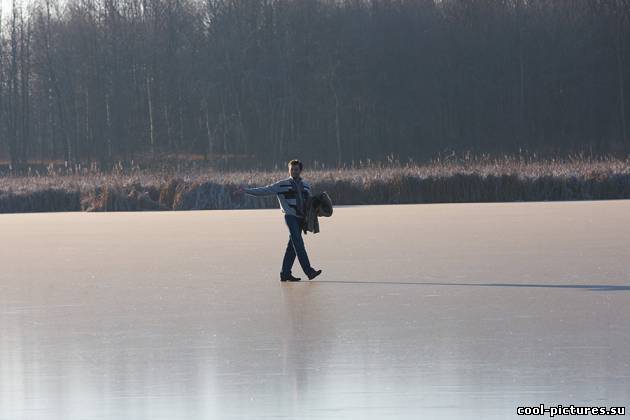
[1,160,629,213]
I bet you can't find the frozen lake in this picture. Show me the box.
[1,200,629,419]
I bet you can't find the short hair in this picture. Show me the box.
[288,159,303,171]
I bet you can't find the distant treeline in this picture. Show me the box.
[0,155,628,213]
[0,0,629,169]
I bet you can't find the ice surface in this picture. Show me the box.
[1,200,629,419]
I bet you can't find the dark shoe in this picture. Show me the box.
[280,273,301,282]
[307,269,322,280]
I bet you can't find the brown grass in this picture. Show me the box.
[0,153,628,213]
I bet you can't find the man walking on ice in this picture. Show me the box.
[234,159,323,282]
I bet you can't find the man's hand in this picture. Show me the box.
[232,185,246,196]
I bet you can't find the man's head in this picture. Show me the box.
[288,159,303,179]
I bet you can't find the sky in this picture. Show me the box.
[1,0,26,19]
[0,0,44,20]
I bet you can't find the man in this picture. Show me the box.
[234,159,323,282]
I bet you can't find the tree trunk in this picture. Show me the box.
[146,71,155,155]
[616,12,627,145]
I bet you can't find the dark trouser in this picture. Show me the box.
[281,214,314,276]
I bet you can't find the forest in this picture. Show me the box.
[0,0,628,171]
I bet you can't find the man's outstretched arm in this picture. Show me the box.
[243,180,286,197]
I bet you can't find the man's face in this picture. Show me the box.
[289,164,301,179]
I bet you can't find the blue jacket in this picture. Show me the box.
[244,176,311,218]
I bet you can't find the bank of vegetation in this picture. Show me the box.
[0,153,628,213]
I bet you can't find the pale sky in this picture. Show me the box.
[1,0,28,19]
[0,0,56,19]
